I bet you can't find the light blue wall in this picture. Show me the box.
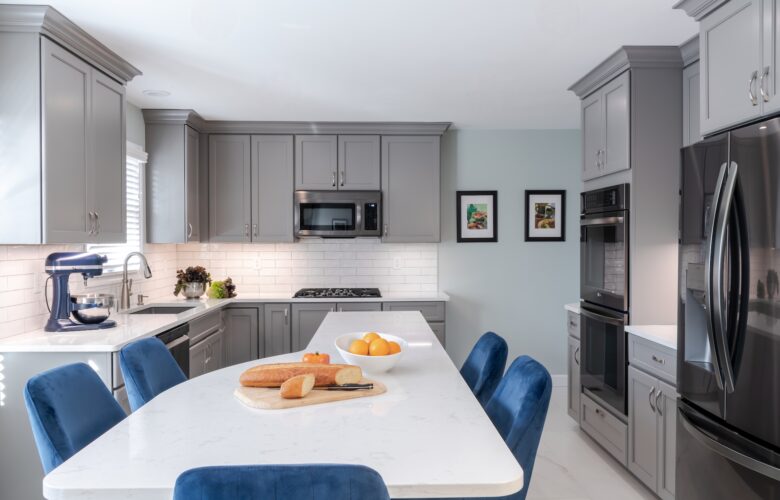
[126,102,145,147]
[440,129,580,374]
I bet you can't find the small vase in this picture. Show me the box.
[182,282,206,299]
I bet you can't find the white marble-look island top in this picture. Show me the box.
[42,311,523,499]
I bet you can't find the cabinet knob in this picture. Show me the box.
[651,354,665,365]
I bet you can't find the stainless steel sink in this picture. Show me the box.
[129,306,197,315]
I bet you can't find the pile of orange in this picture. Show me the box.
[348,332,401,356]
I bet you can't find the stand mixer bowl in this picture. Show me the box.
[71,294,115,324]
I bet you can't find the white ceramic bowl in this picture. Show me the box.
[335,332,408,373]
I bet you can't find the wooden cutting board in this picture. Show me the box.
[234,379,386,410]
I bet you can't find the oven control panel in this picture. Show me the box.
[581,183,630,214]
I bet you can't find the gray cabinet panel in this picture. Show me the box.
[581,91,603,180]
[567,310,580,340]
[252,135,294,242]
[145,124,186,242]
[189,336,208,378]
[657,380,677,500]
[628,366,658,490]
[185,126,200,241]
[428,321,446,346]
[264,303,291,357]
[337,302,381,312]
[190,328,224,377]
[338,135,380,190]
[90,70,126,243]
[223,308,260,366]
[580,393,628,466]
[602,72,630,176]
[295,135,338,190]
[567,336,581,423]
[700,0,762,134]
[209,135,251,242]
[381,136,440,242]
[292,303,335,352]
[683,62,701,147]
[41,38,91,243]
[764,0,780,115]
[206,330,224,374]
[381,302,445,322]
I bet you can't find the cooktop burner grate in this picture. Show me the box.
[293,287,382,299]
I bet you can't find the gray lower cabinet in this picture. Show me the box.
[338,135,380,190]
[580,393,628,466]
[381,302,446,346]
[682,61,701,147]
[190,328,224,378]
[252,135,294,242]
[428,322,445,346]
[223,307,260,366]
[381,136,441,242]
[209,134,252,242]
[567,335,581,422]
[295,135,338,190]
[657,380,677,500]
[292,303,336,351]
[337,302,382,312]
[264,304,292,357]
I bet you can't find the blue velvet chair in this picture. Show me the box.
[24,362,126,474]
[460,331,508,407]
[400,355,552,500]
[119,337,187,411]
[173,464,391,500]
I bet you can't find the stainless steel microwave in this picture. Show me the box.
[294,191,381,238]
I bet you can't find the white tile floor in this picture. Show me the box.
[527,387,657,500]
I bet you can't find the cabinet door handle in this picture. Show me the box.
[338,306,343,312]
[88,212,95,235]
[749,70,759,106]
[649,387,657,413]
[340,170,345,186]
[244,224,250,238]
[760,66,771,103]
[331,172,336,187]
[94,212,100,234]
[574,347,580,366]
[284,307,289,324]
[253,223,258,238]
[651,354,666,365]
[383,223,388,236]
[600,149,605,168]
[656,390,664,416]
[594,150,600,169]
[187,223,193,239]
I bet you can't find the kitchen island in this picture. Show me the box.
[40,311,523,499]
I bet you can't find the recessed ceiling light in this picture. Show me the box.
[142,89,170,97]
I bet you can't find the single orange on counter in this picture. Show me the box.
[349,339,370,356]
[387,341,401,355]
[302,352,330,364]
[369,337,390,356]
[363,332,380,344]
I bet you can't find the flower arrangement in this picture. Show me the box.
[207,277,237,299]
[174,266,212,297]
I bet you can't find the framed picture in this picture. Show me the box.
[525,190,565,242]
[457,191,498,243]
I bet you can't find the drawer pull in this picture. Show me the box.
[569,321,577,328]
[594,407,605,418]
[651,354,666,365]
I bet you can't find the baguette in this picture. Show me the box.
[279,374,315,399]
[239,362,362,387]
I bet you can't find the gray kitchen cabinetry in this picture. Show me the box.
[143,110,203,243]
[338,135,381,190]
[292,303,336,352]
[209,134,252,242]
[381,301,446,346]
[381,136,441,242]
[264,303,292,357]
[683,61,701,146]
[579,71,630,180]
[337,302,382,312]
[581,91,603,181]
[223,307,261,366]
[566,309,581,423]
[190,328,224,378]
[295,135,339,190]
[252,135,294,242]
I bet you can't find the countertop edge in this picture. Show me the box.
[564,302,581,314]
[625,324,678,351]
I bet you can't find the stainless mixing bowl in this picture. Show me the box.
[71,294,115,324]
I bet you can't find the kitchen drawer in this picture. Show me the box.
[567,310,580,339]
[189,311,223,345]
[581,393,628,466]
[382,302,445,322]
[628,334,676,385]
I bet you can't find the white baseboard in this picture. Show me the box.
[552,374,567,387]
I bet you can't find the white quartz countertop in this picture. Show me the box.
[42,311,523,500]
[0,292,449,353]
[625,325,677,350]
[564,302,581,314]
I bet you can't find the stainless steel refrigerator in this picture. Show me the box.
[678,117,780,498]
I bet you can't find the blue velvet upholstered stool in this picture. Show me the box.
[119,337,187,411]
[173,464,391,500]
[24,362,126,474]
[460,331,508,407]
[401,355,552,500]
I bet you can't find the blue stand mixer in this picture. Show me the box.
[45,252,117,332]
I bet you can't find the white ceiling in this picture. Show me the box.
[14,0,697,128]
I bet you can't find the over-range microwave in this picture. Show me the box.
[294,191,381,238]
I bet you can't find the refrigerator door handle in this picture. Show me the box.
[705,162,729,391]
[711,161,739,394]
[679,407,780,481]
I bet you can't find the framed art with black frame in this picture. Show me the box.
[525,190,565,242]
[456,191,498,243]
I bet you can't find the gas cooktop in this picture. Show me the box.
[293,288,382,299]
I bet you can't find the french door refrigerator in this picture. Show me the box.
[678,117,780,499]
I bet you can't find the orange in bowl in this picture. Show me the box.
[348,339,369,356]
[387,341,401,355]
[368,337,390,356]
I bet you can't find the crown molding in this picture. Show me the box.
[201,120,452,135]
[568,46,684,98]
[673,0,728,20]
[0,4,141,83]
[142,109,206,132]
[680,35,700,67]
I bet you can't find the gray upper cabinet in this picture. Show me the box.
[581,91,603,180]
[295,135,338,190]
[580,71,630,180]
[381,136,441,242]
[223,308,260,366]
[144,111,202,244]
[252,135,294,242]
[699,0,763,134]
[291,303,335,352]
[338,135,380,190]
[264,304,291,357]
[764,0,780,115]
[683,61,701,146]
[209,134,252,242]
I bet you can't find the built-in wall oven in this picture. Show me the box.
[580,184,630,416]
[294,191,381,238]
